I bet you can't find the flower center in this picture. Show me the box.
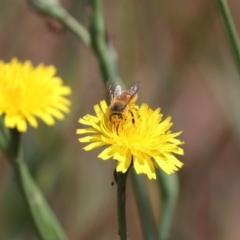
[0,81,24,108]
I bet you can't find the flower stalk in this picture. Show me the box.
[157,170,179,240]
[28,0,90,45]
[117,168,130,240]
[89,0,122,85]
[0,125,67,240]
[216,0,240,75]
[131,173,158,239]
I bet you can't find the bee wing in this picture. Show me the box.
[122,81,142,105]
[129,81,141,96]
[106,80,122,100]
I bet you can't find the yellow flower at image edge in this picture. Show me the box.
[0,58,71,132]
[77,100,184,179]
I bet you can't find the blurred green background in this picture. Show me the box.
[1,0,240,239]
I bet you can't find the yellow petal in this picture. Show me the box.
[154,156,177,174]
[100,100,108,112]
[116,151,132,173]
[40,113,55,125]
[163,153,184,168]
[76,128,96,134]
[98,146,115,160]
[78,118,93,126]
[94,103,103,119]
[16,118,27,132]
[4,115,16,128]
[113,147,129,161]
[83,141,106,151]
[47,108,64,119]
[79,135,101,143]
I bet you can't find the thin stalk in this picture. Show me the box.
[156,170,179,240]
[7,129,67,240]
[28,0,123,83]
[89,0,121,83]
[117,169,130,240]
[131,173,158,239]
[48,6,91,46]
[216,0,240,75]
[27,0,90,46]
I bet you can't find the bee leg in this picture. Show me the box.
[129,110,135,124]
[116,123,119,135]
[116,113,124,135]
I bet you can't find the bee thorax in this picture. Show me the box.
[110,102,126,112]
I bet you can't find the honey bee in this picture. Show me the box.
[107,80,141,124]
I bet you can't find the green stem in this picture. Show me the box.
[0,122,11,157]
[156,170,179,240]
[117,169,130,240]
[216,0,240,75]
[7,129,67,240]
[131,173,158,239]
[27,0,90,46]
[115,164,132,240]
[28,0,123,85]
[89,0,121,83]
[49,6,91,46]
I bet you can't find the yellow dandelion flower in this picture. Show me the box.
[0,58,71,132]
[77,100,184,179]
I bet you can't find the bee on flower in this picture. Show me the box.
[107,81,141,125]
[77,81,184,180]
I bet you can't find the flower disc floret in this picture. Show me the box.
[0,58,71,132]
[77,100,184,179]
